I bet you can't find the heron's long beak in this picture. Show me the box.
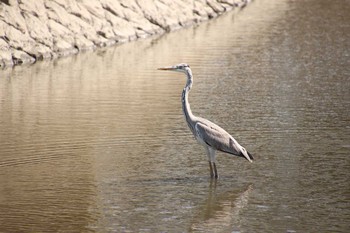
[158,66,175,71]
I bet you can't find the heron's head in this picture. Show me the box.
[158,63,190,73]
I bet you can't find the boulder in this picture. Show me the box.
[0,0,252,68]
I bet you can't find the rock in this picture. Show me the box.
[21,11,53,47]
[12,49,36,65]
[105,13,137,41]
[74,35,96,51]
[207,0,226,14]
[53,39,78,57]
[0,2,27,33]
[0,0,252,68]
[24,44,52,60]
[0,38,13,67]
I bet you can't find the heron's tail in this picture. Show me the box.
[239,149,254,163]
[247,151,254,161]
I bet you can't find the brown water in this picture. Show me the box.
[0,0,349,232]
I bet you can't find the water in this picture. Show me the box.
[1,0,349,232]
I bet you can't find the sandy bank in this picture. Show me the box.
[0,0,251,68]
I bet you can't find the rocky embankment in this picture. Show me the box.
[0,0,251,68]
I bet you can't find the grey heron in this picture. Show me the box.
[158,63,253,178]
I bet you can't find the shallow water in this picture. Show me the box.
[0,0,349,232]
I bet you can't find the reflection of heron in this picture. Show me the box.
[158,63,253,178]
[188,181,253,232]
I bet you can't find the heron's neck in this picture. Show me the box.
[182,69,196,134]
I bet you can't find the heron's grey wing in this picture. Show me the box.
[195,121,241,155]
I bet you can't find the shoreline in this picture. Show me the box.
[0,0,252,69]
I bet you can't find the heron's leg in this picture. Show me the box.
[208,161,214,178]
[206,147,218,179]
[209,148,218,179]
[205,146,214,178]
[213,162,219,179]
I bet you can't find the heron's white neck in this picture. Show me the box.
[182,68,196,134]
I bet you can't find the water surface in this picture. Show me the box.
[0,0,349,232]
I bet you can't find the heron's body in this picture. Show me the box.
[159,63,253,178]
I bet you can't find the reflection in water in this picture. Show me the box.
[189,181,253,232]
[0,0,349,232]
[92,176,252,232]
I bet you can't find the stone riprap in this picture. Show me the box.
[0,0,251,68]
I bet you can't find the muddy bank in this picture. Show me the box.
[0,0,251,68]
